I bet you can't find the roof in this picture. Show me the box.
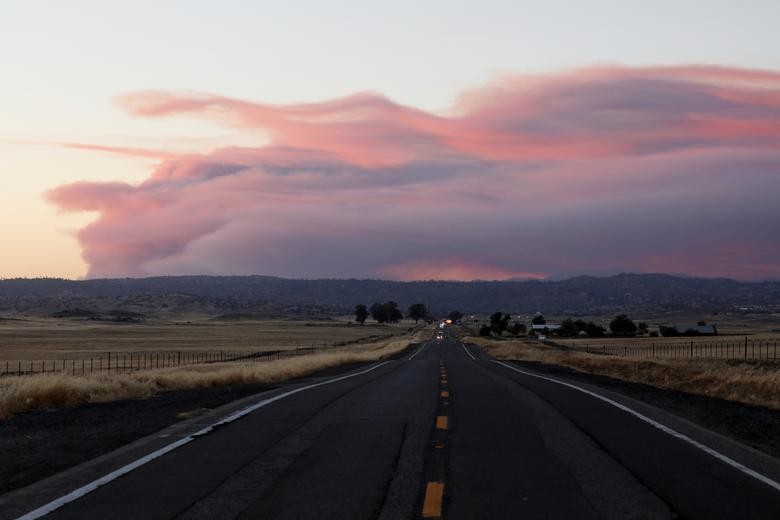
[675,324,718,334]
[532,323,561,330]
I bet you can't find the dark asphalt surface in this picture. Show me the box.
[13,327,780,519]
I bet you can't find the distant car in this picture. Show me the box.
[537,335,547,340]
[436,333,444,340]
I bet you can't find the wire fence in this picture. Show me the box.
[562,337,779,360]
[0,345,332,378]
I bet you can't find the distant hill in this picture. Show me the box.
[0,273,777,317]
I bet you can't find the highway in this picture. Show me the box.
[5,326,780,519]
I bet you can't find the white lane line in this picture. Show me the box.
[492,360,780,493]
[16,361,394,520]
[408,342,428,361]
[461,343,476,361]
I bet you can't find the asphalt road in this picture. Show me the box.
[7,326,780,519]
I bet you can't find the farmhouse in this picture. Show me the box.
[674,323,718,336]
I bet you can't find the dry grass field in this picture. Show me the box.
[0,317,407,361]
[0,326,430,419]
[467,336,780,410]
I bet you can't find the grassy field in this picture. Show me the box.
[467,335,780,410]
[0,317,408,361]
[0,325,430,418]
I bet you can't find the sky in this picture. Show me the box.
[2,0,779,281]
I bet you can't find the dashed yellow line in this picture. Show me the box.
[436,416,448,429]
[422,481,444,518]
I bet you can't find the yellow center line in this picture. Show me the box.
[436,416,448,429]
[422,481,444,518]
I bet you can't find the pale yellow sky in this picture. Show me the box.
[0,144,146,277]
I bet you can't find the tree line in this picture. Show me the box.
[353,303,464,325]
[477,313,653,338]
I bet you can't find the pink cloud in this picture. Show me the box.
[59,142,178,159]
[48,65,780,280]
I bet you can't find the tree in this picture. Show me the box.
[574,319,588,333]
[659,325,677,337]
[559,318,578,337]
[585,321,606,337]
[370,302,384,323]
[448,310,464,322]
[370,301,403,323]
[479,324,492,336]
[510,322,527,336]
[609,314,638,336]
[354,304,368,324]
[531,313,546,325]
[384,301,403,323]
[490,312,511,335]
[408,303,428,324]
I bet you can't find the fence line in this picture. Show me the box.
[563,337,779,360]
[0,345,333,378]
